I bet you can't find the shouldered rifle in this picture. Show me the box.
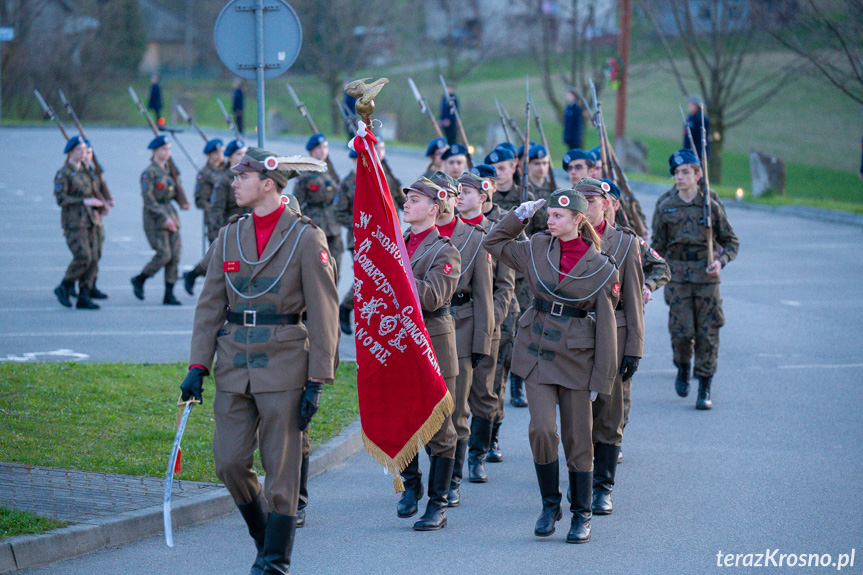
[335,98,357,138]
[129,86,191,208]
[408,78,444,139]
[494,97,512,145]
[589,79,611,181]
[679,104,696,154]
[438,74,473,168]
[699,103,714,267]
[521,77,531,203]
[57,89,113,204]
[177,104,209,143]
[529,96,557,189]
[500,102,525,146]
[287,83,339,182]
[216,98,241,139]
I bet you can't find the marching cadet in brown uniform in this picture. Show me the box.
[396,177,461,531]
[575,178,644,516]
[422,137,449,179]
[526,144,554,232]
[83,141,112,301]
[483,190,620,544]
[54,135,103,309]
[181,147,338,574]
[183,138,227,294]
[131,135,188,305]
[653,149,739,410]
[429,172,494,504]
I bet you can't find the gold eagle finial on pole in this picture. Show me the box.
[344,77,389,126]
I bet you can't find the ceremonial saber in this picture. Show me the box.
[163,397,198,547]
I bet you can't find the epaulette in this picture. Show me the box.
[601,252,617,267]
[299,215,319,229]
[616,225,636,237]
[465,221,488,233]
[227,214,246,225]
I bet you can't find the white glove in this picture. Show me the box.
[590,391,598,401]
[514,199,546,221]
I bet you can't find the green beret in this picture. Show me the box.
[281,194,302,215]
[574,177,609,197]
[457,171,491,194]
[404,177,448,202]
[233,147,296,188]
[430,171,458,196]
[548,188,588,213]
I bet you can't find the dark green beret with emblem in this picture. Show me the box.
[233,147,326,188]
[574,177,609,197]
[457,171,489,194]
[548,188,588,214]
[430,171,458,196]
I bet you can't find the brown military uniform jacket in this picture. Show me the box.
[448,218,494,357]
[293,171,340,238]
[190,209,340,393]
[406,227,461,379]
[652,189,739,284]
[638,236,670,293]
[602,224,645,359]
[141,161,180,232]
[480,212,515,339]
[207,169,250,234]
[195,161,227,210]
[55,160,98,230]
[483,211,621,394]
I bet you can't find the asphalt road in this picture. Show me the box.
[6,127,863,573]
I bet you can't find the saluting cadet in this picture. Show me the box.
[293,133,343,272]
[131,135,186,305]
[483,190,620,544]
[442,143,469,180]
[396,178,461,531]
[181,147,338,574]
[83,141,112,301]
[54,135,103,309]
[184,138,227,295]
[422,137,449,180]
[525,144,554,232]
[652,150,739,410]
[562,149,594,187]
[429,172,494,505]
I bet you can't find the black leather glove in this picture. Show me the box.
[619,356,640,382]
[471,353,488,369]
[180,367,206,403]
[298,380,324,431]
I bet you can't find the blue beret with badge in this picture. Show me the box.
[562,148,592,170]
[485,147,515,164]
[224,138,246,158]
[305,132,327,151]
[495,142,517,156]
[471,164,497,179]
[516,142,538,159]
[548,188,588,213]
[64,135,85,154]
[587,146,601,163]
[425,137,448,157]
[598,178,621,200]
[442,143,468,160]
[203,138,223,154]
[147,135,168,150]
[669,148,700,175]
[528,144,548,161]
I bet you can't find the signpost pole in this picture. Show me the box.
[255,0,265,147]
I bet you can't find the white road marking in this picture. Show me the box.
[779,363,863,370]
[1,330,193,337]
[0,349,89,362]
[781,300,801,306]
[0,306,195,312]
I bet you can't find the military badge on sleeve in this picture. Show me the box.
[443,263,452,274]
[320,250,329,265]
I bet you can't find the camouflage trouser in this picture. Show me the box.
[63,226,99,288]
[142,228,182,285]
[92,223,105,286]
[623,377,632,427]
[664,281,725,378]
[327,235,343,279]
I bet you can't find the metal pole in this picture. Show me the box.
[255,0,265,147]
[614,0,632,140]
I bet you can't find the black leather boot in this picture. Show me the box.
[130,274,147,300]
[467,417,493,483]
[509,373,528,407]
[75,287,100,310]
[183,270,198,295]
[89,283,108,299]
[414,455,455,531]
[296,455,309,527]
[236,494,268,575]
[448,440,467,507]
[163,283,181,305]
[397,454,423,518]
[487,420,503,463]
[54,281,74,308]
[338,304,353,335]
[675,360,691,397]
[533,460,562,537]
[567,471,592,544]
[69,282,78,298]
[592,443,620,515]
[696,376,713,410]
[261,512,297,575]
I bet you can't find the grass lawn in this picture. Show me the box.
[0,506,67,539]
[0,362,359,484]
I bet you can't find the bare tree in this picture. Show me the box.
[432,0,486,84]
[637,0,798,183]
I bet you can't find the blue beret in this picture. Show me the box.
[471,164,497,179]
[425,137,448,157]
[64,135,85,154]
[305,132,326,151]
[442,143,468,160]
[224,138,246,157]
[147,135,168,150]
[562,148,591,170]
[669,148,700,174]
[84,139,92,147]
[599,178,621,200]
[484,147,515,164]
[528,144,548,161]
[495,142,517,155]
[516,142,538,159]
[587,146,601,163]
[203,139,223,154]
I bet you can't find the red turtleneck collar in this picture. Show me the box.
[253,203,285,258]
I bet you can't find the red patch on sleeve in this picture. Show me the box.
[223,260,240,273]
[320,250,329,264]
[487,253,492,262]
[443,263,452,274]
[612,283,620,295]
[309,183,320,192]
[651,249,660,259]
[156,182,165,190]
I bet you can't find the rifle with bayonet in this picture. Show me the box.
[334,98,357,138]
[589,79,612,181]
[286,83,340,182]
[177,104,209,143]
[407,78,444,140]
[438,75,473,168]
[679,104,697,155]
[176,104,214,258]
[216,98,241,140]
[521,77,531,203]
[494,96,512,145]
[529,96,557,190]
[699,103,714,268]
[128,86,191,209]
[500,102,525,147]
[57,89,114,205]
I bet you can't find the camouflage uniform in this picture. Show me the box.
[651,185,725,236]
[55,160,100,289]
[140,161,182,284]
[527,177,554,233]
[207,169,250,234]
[195,161,227,243]
[293,171,342,271]
[87,167,108,286]
[652,188,739,378]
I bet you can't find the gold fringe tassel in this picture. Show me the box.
[361,390,455,493]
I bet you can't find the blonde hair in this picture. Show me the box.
[576,213,602,248]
